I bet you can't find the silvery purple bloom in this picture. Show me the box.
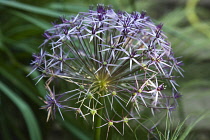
[30,4,183,137]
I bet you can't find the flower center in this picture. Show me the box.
[98,79,108,89]
[103,61,107,66]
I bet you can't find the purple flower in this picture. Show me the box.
[40,87,66,121]
[30,4,183,136]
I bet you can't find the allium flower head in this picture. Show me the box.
[30,4,183,137]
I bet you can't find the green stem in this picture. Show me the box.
[94,90,104,140]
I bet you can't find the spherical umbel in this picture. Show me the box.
[29,4,183,138]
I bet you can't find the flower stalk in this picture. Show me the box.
[94,91,104,140]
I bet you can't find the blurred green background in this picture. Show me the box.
[0,0,210,139]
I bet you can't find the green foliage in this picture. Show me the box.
[156,112,210,140]
[0,1,64,17]
[0,81,42,140]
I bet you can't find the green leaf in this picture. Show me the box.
[179,112,209,140]
[0,67,42,105]
[0,81,42,140]
[0,1,64,17]
[10,10,51,30]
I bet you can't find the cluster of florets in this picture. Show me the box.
[30,4,183,136]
